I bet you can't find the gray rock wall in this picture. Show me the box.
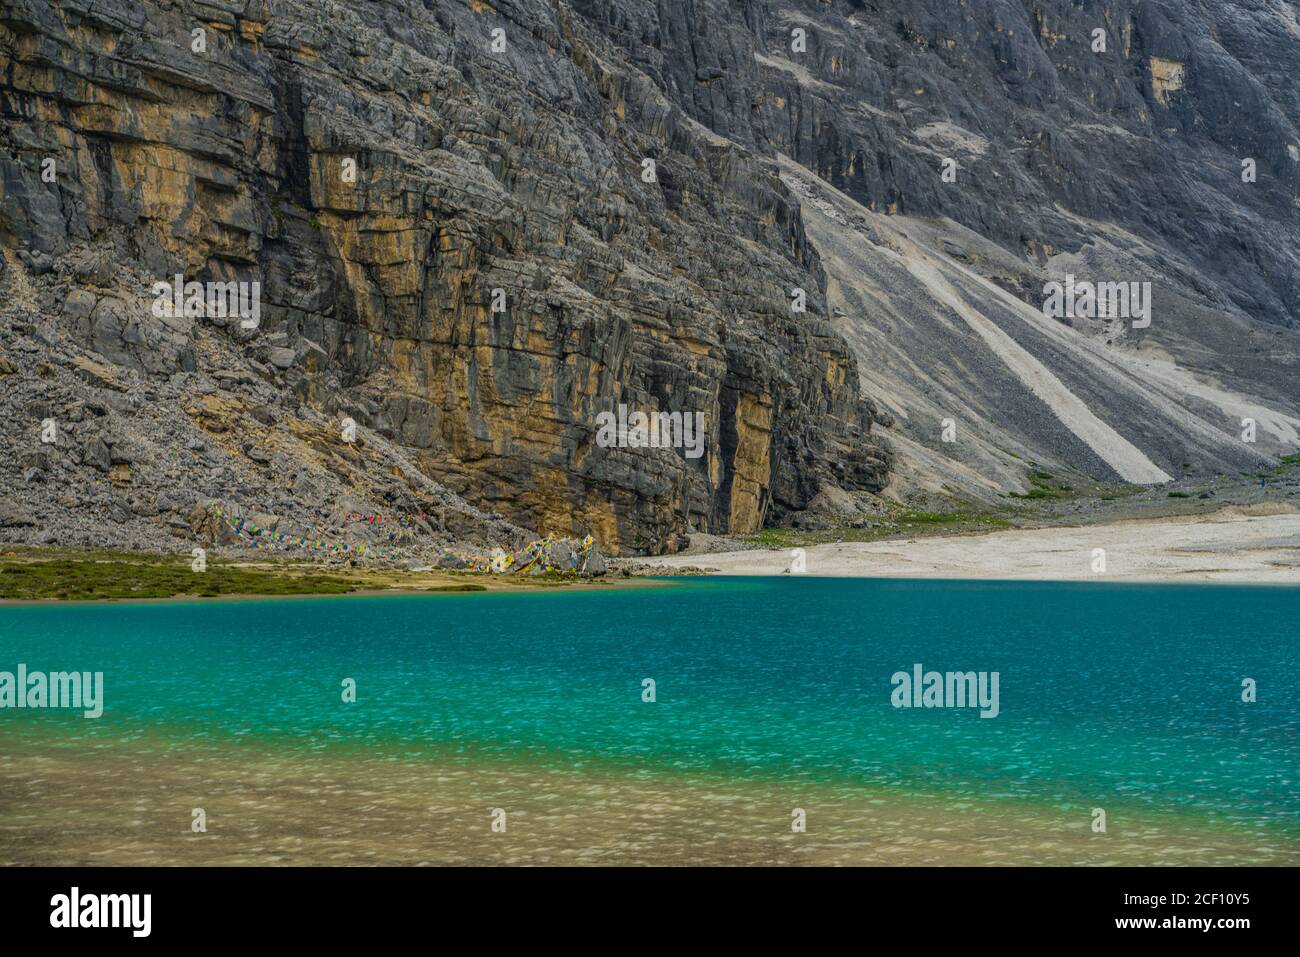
[0,0,890,554]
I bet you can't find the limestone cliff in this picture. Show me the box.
[0,0,889,555]
[4,0,1297,557]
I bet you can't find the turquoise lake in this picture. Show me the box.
[2,577,1297,865]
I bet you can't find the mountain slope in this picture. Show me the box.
[1,0,1297,558]
[573,0,1300,497]
[781,158,1300,499]
[0,0,888,555]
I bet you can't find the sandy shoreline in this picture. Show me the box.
[4,507,1296,602]
[648,506,1300,584]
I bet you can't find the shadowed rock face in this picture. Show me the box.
[0,0,888,554]
[571,0,1300,495]
[588,0,1298,330]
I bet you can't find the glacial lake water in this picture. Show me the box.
[1,577,1297,865]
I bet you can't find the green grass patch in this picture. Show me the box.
[0,558,355,601]
[740,528,807,550]
[1009,471,1075,500]
[739,508,1011,550]
[896,508,1009,528]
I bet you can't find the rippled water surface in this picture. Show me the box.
[1,578,1296,864]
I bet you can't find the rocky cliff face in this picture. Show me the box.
[2,0,1297,557]
[591,0,1298,330]
[569,0,1300,496]
[0,0,889,555]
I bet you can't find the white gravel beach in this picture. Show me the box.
[649,506,1300,584]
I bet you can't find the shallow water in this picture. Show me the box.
[1,577,1297,865]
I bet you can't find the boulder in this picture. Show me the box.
[82,436,112,471]
[0,502,36,528]
[581,546,608,578]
